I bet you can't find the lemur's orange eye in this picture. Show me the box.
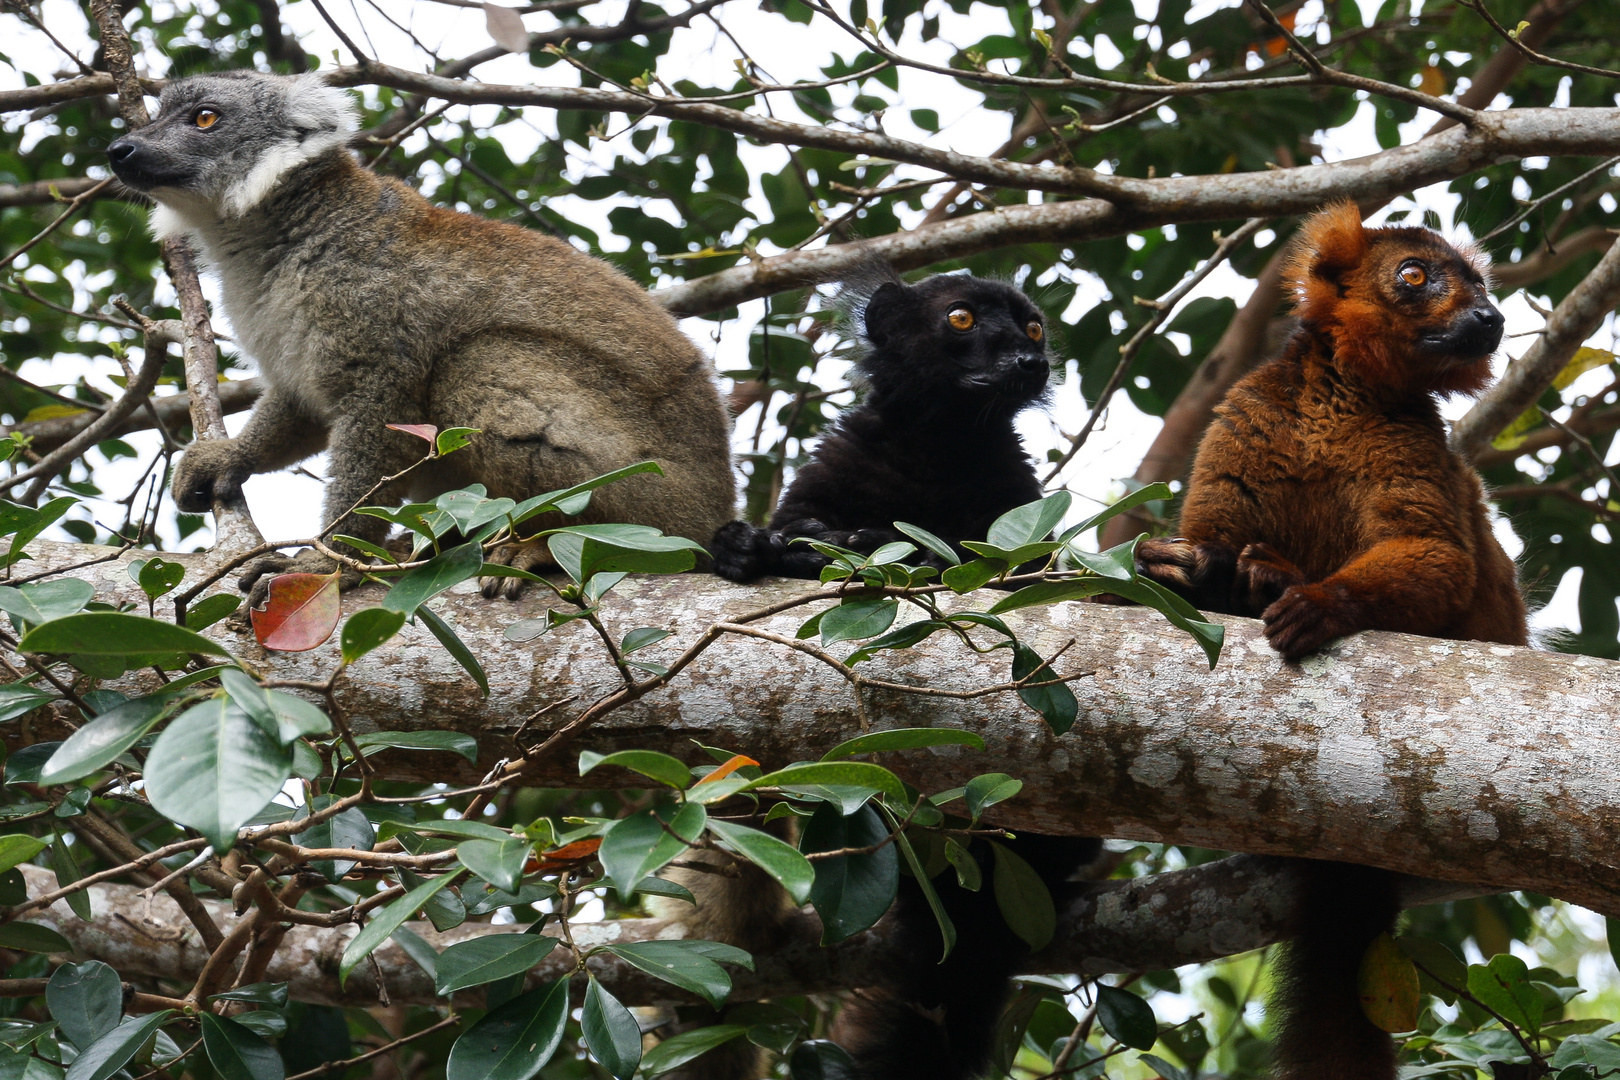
[1026,321,1043,342]
[946,307,975,331]
[194,109,219,129]
[1399,264,1427,287]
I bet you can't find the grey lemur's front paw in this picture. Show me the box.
[240,548,359,610]
[172,439,252,513]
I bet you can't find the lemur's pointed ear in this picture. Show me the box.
[862,281,911,347]
[1283,200,1368,320]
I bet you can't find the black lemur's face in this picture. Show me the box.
[860,275,1052,412]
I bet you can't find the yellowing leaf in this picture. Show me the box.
[1359,932,1421,1033]
[1418,64,1446,97]
[1490,406,1541,452]
[1553,346,1616,391]
[21,404,90,424]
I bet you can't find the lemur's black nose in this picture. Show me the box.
[1472,305,1504,333]
[1016,354,1048,374]
[107,139,137,164]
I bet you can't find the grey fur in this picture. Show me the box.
[107,72,736,598]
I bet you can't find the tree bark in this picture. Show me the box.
[8,540,1620,918]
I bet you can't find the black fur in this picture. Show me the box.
[1271,862,1401,1080]
[711,272,1053,581]
[832,835,1102,1080]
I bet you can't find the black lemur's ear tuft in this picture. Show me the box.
[861,281,912,348]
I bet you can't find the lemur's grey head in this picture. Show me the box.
[107,71,356,237]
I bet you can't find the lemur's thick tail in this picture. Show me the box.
[832,835,1101,1080]
[1270,861,1401,1080]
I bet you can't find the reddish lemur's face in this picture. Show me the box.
[1357,232,1504,372]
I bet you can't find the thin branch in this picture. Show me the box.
[1457,0,1620,82]
[0,178,113,271]
[1481,155,1620,243]
[1452,234,1620,459]
[1045,217,1270,483]
[285,1015,462,1080]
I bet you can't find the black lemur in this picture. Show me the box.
[710,270,1054,581]
[704,269,1101,1079]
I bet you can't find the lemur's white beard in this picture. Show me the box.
[220,131,347,217]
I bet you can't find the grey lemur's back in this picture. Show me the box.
[108,71,734,593]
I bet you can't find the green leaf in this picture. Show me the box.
[706,820,815,904]
[1065,539,1139,581]
[1096,578,1225,669]
[2,744,58,786]
[943,839,982,891]
[20,612,229,657]
[445,980,569,1080]
[1467,953,1543,1037]
[332,534,398,564]
[746,762,905,802]
[941,558,1004,594]
[620,627,672,654]
[890,820,954,961]
[64,1011,174,1080]
[3,497,76,569]
[1012,643,1077,735]
[0,684,54,723]
[965,774,1022,820]
[986,578,1114,615]
[133,559,185,602]
[340,608,407,665]
[1071,482,1174,536]
[599,802,705,900]
[844,619,947,664]
[639,1026,748,1077]
[801,803,898,944]
[436,427,481,455]
[892,521,960,565]
[49,835,89,921]
[546,525,705,579]
[819,599,898,644]
[821,728,985,760]
[46,962,121,1051]
[579,749,692,790]
[339,871,462,987]
[207,984,289,1008]
[456,836,534,894]
[39,695,168,785]
[402,819,511,842]
[991,842,1056,950]
[351,730,478,762]
[200,1013,283,1080]
[145,698,292,853]
[381,544,484,617]
[0,579,95,625]
[1398,935,1467,1004]
[509,462,665,525]
[596,941,747,1009]
[219,672,331,744]
[296,797,375,884]
[434,934,558,995]
[0,834,48,873]
[987,492,1071,549]
[184,593,242,630]
[581,978,642,1080]
[788,1039,859,1080]
[1551,1034,1620,1070]
[0,921,71,953]
[415,605,490,696]
[401,867,466,932]
[1095,984,1157,1050]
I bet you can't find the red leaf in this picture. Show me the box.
[252,571,342,652]
[525,837,602,874]
[693,753,759,786]
[386,424,438,444]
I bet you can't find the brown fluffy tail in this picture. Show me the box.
[1269,861,1400,1080]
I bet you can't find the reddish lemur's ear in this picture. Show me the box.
[1282,200,1368,325]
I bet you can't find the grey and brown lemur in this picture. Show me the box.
[107,71,735,598]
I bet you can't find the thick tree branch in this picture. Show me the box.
[10,541,1620,917]
[14,859,1485,1008]
[1451,235,1620,460]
